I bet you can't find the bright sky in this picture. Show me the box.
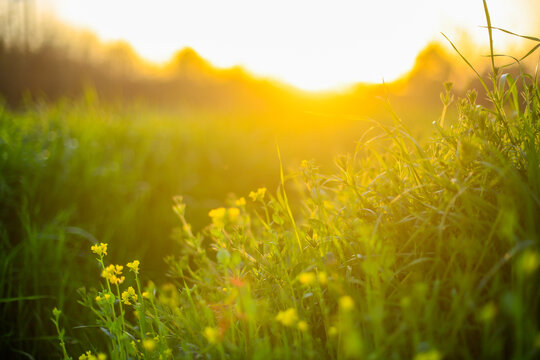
[43,0,538,91]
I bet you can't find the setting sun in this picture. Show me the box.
[44,0,538,90]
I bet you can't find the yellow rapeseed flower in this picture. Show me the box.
[297,320,309,331]
[121,286,138,305]
[478,302,497,323]
[91,243,108,257]
[317,271,328,285]
[235,197,246,206]
[249,187,266,202]
[520,251,540,275]
[328,326,338,337]
[414,349,442,360]
[275,308,298,327]
[97,354,107,360]
[79,351,97,360]
[298,272,316,286]
[142,339,156,351]
[204,326,220,344]
[228,207,240,222]
[127,260,140,274]
[339,295,355,311]
[209,207,227,227]
[101,264,125,284]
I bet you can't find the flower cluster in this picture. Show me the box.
[91,243,108,257]
[101,264,125,285]
[249,187,266,202]
[208,207,240,227]
[79,351,106,360]
[275,308,298,327]
[121,286,138,305]
[127,260,140,274]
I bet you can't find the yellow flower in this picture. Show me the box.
[298,272,316,286]
[249,187,266,202]
[204,326,220,344]
[209,207,227,227]
[91,243,108,257]
[142,339,156,351]
[97,354,107,360]
[478,302,497,323]
[275,308,298,327]
[79,351,97,360]
[101,264,125,284]
[520,251,540,275]
[297,320,309,331]
[339,296,355,311]
[235,197,246,206]
[127,260,140,274]
[95,292,112,303]
[121,286,138,305]
[328,326,338,337]
[227,207,240,222]
[414,349,442,360]
[317,271,328,285]
[142,291,151,299]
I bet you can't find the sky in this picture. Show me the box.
[41,0,539,91]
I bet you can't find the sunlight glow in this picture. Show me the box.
[46,0,538,91]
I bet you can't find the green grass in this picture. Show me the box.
[0,89,378,357]
[60,51,540,359]
[2,5,540,359]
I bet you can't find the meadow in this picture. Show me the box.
[1,7,540,360]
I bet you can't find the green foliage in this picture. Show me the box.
[1,6,540,359]
[64,41,540,358]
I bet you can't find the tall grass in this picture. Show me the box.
[0,91,376,357]
[50,12,540,360]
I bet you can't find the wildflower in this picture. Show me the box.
[159,283,180,307]
[519,251,539,275]
[249,187,266,202]
[298,272,316,286]
[142,339,156,351]
[209,207,227,227]
[101,265,125,285]
[275,308,298,327]
[227,207,240,222]
[414,349,442,360]
[79,351,98,360]
[297,320,309,331]
[91,243,108,257]
[478,302,497,323]
[127,260,140,274]
[204,326,220,344]
[235,197,246,206]
[317,271,328,285]
[142,291,151,299]
[339,295,355,311]
[96,292,112,303]
[400,297,411,308]
[97,354,106,360]
[328,326,338,337]
[122,286,138,305]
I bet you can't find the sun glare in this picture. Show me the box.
[46,0,538,91]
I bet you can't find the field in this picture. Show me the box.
[1,7,540,360]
